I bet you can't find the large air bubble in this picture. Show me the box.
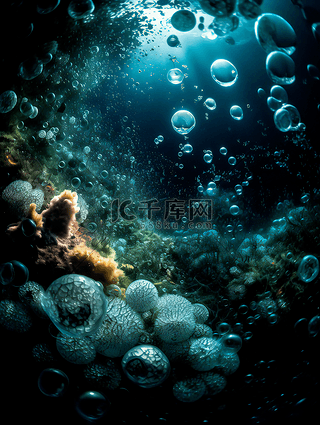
[267,96,282,111]
[171,110,196,135]
[167,35,180,47]
[171,10,196,32]
[297,255,319,283]
[18,57,43,80]
[255,13,297,55]
[210,59,238,87]
[266,52,295,85]
[0,90,17,113]
[37,0,61,14]
[270,85,288,103]
[230,105,243,120]
[307,64,320,81]
[204,98,217,110]
[167,68,184,85]
[68,0,95,19]
[257,87,267,100]
[238,0,262,20]
[274,104,301,132]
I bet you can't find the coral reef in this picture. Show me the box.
[4,189,123,288]
[33,189,79,239]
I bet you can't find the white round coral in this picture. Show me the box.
[154,294,196,343]
[188,337,222,371]
[125,279,159,313]
[56,333,96,364]
[92,298,144,357]
[2,180,44,217]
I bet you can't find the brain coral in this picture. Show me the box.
[2,180,44,218]
[154,294,196,343]
[92,298,144,358]
[188,337,223,371]
[125,279,159,313]
[0,300,33,332]
[56,333,96,364]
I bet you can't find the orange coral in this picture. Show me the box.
[27,189,79,238]
[69,243,124,289]
[23,189,124,288]
[28,203,44,228]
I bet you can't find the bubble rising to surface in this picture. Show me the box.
[68,0,95,20]
[230,105,243,120]
[38,368,69,397]
[167,34,180,47]
[308,316,320,337]
[18,57,43,80]
[297,255,319,283]
[255,13,297,55]
[75,391,110,421]
[266,51,295,85]
[204,98,217,110]
[274,104,300,132]
[171,110,196,135]
[221,334,242,353]
[0,90,18,114]
[167,68,184,85]
[170,10,196,32]
[210,59,238,87]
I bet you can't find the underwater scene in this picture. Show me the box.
[1,0,320,423]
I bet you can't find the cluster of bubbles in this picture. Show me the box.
[17,40,58,82]
[258,84,303,132]
[255,13,297,85]
[197,180,217,197]
[20,97,39,119]
[154,134,164,145]
[170,57,241,138]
